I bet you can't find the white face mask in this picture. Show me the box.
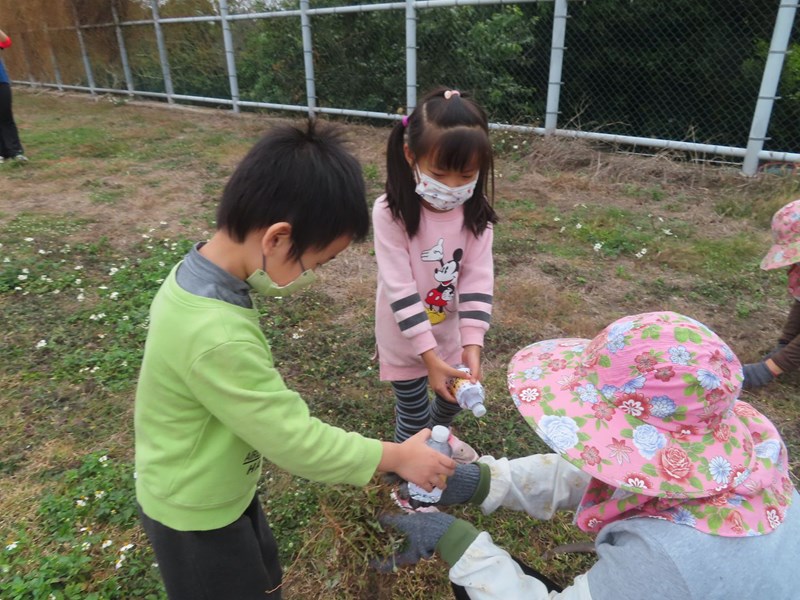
[246,256,317,297]
[414,167,479,211]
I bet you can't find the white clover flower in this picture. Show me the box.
[102,540,113,549]
[142,234,150,239]
[76,499,86,507]
[110,292,119,300]
[575,223,582,229]
[17,274,28,281]
[160,221,168,225]
[98,334,106,339]
[108,267,119,276]
[81,542,91,551]
[553,216,561,222]
[74,278,82,285]
[292,332,302,340]
[662,229,672,236]
[120,543,134,552]
[122,315,129,321]
[559,226,566,233]
[53,289,60,294]
[24,237,34,242]
[74,265,83,271]
[36,340,47,349]
[98,455,109,464]
[77,293,85,302]
[98,285,108,290]
[6,541,18,551]
[38,249,46,255]
[593,242,603,252]
[3,257,9,263]
[158,261,165,267]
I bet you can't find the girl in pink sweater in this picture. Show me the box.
[373,87,497,451]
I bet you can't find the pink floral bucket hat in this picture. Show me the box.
[508,311,794,536]
[761,198,800,270]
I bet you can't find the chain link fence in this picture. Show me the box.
[1,0,798,172]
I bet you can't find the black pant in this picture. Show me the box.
[451,556,563,598]
[138,495,283,599]
[0,83,23,158]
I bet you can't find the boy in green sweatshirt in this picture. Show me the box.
[134,121,456,599]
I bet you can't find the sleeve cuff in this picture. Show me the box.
[410,330,438,356]
[436,518,481,567]
[460,326,486,348]
[470,462,491,506]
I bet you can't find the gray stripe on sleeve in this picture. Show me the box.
[391,293,422,313]
[398,312,429,331]
[459,293,493,304]
[459,310,491,324]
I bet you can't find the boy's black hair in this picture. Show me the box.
[217,120,369,258]
[385,86,498,238]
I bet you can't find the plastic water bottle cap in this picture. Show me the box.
[472,403,487,417]
[431,425,450,443]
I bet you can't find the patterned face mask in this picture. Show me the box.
[414,167,478,211]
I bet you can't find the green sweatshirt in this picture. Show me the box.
[135,267,383,531]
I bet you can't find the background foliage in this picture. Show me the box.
[0,0,798,152]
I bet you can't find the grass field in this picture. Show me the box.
[1,88,799,599]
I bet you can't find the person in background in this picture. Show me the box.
[135,121,455,600]
[743,198,800,389]
[373,87,498,461]
[376,311,798,599]
[0,27,27,163]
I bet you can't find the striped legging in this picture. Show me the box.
[391,376,462,442]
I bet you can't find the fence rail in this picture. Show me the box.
[3,0,800,174]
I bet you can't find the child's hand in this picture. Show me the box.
[461,345,482,381]
[421,350,468,402]
[380,430,456,491]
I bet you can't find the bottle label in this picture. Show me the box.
[407,482,443,503]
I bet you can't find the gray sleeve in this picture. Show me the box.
[586,525,691,600]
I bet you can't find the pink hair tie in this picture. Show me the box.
[443,90,461,100]
[402,115,410,127]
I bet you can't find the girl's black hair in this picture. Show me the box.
[385,86,498,238]
[217,120,369,258]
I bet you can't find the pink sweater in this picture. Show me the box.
[373,195,494,380]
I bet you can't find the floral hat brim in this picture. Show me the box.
[760,240,800,270]
[507,312,764,499]
[761,199,800,270]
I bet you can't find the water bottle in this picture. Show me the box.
[449,365,487,417]
[407,425,452,504]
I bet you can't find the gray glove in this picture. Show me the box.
[742,362,775,390]
[372,512,456,572]
[399,463,482,508]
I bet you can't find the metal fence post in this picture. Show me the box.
[218,0,240,114]
[112,0,135,95]
[70,0,96,94]
[150,0,175,104]
[742,0,799,176]
[406,0,417,112]
[300,0,317,120]
[545,0,568,134]
[44,25,64,91]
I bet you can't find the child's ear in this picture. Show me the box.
[260,222,293,256]
[403,143,415,169]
